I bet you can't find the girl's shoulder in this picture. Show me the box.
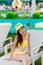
[26,32,30,40]
[13,35,18,45]
[26,32,30,37]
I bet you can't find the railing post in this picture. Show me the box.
[41,51,43,65]
[31,50,35,65]
[4,45,8,55]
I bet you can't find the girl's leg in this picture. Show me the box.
[25,54,30,65]
[13,54,28,65]
[21,55,28,65]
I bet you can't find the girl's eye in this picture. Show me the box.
[21,28,23,30]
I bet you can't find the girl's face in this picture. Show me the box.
[18,26,25,35]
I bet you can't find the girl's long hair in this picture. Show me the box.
[16,31,23,47]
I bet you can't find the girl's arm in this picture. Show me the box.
[5,36,18,60]
[10,36,17,59]
[27,33,31,56]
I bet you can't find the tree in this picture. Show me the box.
[0,0,13,5]
[0,0,7,3]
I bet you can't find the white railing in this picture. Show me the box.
[0,37,12,53]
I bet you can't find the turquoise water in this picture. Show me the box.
[0,19,43,33]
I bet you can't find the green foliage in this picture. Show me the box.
[35,58,41,65]
[38,45,43,53]
[0,16,5,19]
[0,0,7,3]
[6,12,15,19]
[0,49,11,57]
[6,12,18,19]
[40,12,43,14]
[0,52,5,57]
[32,12,40,18]
[14,13,18,18]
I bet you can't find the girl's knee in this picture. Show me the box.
[24,54,30,62]
[22,55,27,61]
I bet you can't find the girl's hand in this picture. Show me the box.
[28,52,31,56]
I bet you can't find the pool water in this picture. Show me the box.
[0,19,43,33]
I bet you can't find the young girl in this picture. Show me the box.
[6,23,31,65]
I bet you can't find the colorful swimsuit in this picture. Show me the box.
[13,40,28,55]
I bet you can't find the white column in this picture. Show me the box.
[41,52,43,65]
[30,0,37,17]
